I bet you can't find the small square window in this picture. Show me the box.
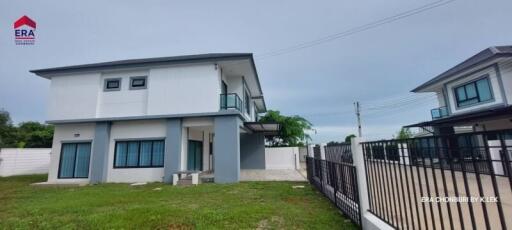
[130,76,147,90]
[107,80,119,89]
[104,78,121,91]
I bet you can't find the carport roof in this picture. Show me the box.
[404,105,512,128]
[244,122,281,136]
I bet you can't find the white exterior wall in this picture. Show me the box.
[97,70,149,117]
[107,120,166,183]
[0,148,51,176]
[47,64,224,121]
[47,63,258,122]
[48,73,101,120]
[147,65,220,115]
[265,147,300,170]
[48,123,96,183]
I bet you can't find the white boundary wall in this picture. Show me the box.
[264,147,300,170]
[0,148,51,176]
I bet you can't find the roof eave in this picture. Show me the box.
[30,53,254,78]
[411,52,512,93]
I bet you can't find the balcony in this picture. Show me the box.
[220,93,242,112]
[431,106,449,120]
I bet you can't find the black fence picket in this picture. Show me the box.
[362,129,512,230]
[306,143,361,226]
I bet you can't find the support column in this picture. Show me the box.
[164,118,182,183]
[213,115,240,183]
[90,122,111,184]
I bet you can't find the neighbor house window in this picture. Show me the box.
[454,77,493,107]
[104,78,121,91]
[114,140,164,168]
[129,76,147,90]
[58,142,92,178]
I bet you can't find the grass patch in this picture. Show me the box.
[0,174,357,229]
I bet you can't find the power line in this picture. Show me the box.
[297,93,436,118]
[255,0,455,60]
[363,95,436,111]
[361,93,436,107]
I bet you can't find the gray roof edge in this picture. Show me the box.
[247,54,265,108]
[46,110,244,124]
[30,53,253,76]
[411,46,512,92]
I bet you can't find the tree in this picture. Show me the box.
[17,122,54,148]
[259,110,312,147]
[397,127,413,140]
[0,109,54,148]
[326,141,342,146]
[344,134,356,143]
[0,109,17,148]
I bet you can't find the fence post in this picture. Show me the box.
[351,137,369,215]
[352,137,394,230]
[320,143,327,160]
[307,144,314,157]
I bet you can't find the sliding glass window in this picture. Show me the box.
[454,77,493,107]
[58,142,92,178]
[114,140,164,168]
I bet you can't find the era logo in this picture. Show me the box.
[14,15,36,45]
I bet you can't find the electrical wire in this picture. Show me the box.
[255,0,455,60]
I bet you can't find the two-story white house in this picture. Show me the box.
[406,46,512,134]
[31,53,279,184]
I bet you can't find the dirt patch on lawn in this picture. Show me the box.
[257,216,285,229]
[283,197,311,205]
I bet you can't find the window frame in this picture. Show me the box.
[57,142,92,179]
[453,75,494,108]
[113,139,165,168]
[103,78,122,91]
[129,76,148,90]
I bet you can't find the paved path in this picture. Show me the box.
[240,169,306,182]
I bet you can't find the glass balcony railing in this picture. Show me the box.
[431,106,449,120]
[220,93,243,112]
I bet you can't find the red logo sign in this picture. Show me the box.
[14,15,36,45]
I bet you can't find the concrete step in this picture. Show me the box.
[177,179,192,186]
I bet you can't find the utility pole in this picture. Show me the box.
[354,101,362,137]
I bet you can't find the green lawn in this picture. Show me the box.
[0,175,356,229]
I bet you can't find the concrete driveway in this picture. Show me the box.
[240,169,306,182]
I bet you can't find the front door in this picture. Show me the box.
[187,140,203,171]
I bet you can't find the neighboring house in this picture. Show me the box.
[406,46,512,134]
[31,53,279,184]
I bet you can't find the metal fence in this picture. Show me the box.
[306,143,361,226]
[362,129,512,230]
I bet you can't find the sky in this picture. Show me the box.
[1,0,511,143]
